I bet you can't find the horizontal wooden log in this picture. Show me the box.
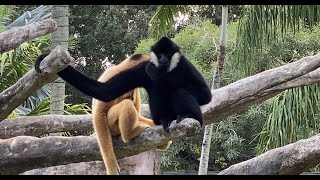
[0,119,199,175]
[0,19,57,53]
[219,133,320,175]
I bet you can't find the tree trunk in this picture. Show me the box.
[198,5,228,175]
[49,5,69,136]
[119,149,161,175]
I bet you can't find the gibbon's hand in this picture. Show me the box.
[34,53,49,73]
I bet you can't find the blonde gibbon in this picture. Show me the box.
[91,54,172,175]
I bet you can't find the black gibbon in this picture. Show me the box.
[34,54,172,175]
[34,37,212,132]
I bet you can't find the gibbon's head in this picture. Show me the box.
[150,37,181,72]
[126,53,150,68]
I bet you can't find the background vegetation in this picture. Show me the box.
[2,5,320,172]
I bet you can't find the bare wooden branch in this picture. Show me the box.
[21,150,159,175]
[0,119,200,175]
[0,19,57,53]
[0,46,72,121]
[218,134,320,175]
[19,133,320,175]
[0,105,150,139]
[20,161,107,175]
[202,53,320,124]
[0,114,93,139]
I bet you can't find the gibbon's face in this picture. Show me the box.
[150,37,181,72]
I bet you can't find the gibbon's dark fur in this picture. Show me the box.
[34,54,172,175]
[34,37,212,132]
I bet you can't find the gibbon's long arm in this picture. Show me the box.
[58,62,151,102]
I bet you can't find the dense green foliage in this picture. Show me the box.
[1,6,90,118]
[255,24,320,155]
[67,5,158,105]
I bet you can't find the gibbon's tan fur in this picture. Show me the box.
[91,54,172,175]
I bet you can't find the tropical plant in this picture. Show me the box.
[6,5,51,30]
[235,5,320,76]
[0,5,88,118]
[148,5,188,39]
[0,5,16,30]
[252,25,320,154]
[233,5,320,154]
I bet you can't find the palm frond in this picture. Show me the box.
[235,5,320,76]
[148,5,188,39]
[0,5,16,30]
[6,5,51,30]
[256,84,320,154]
[235,5,320,155]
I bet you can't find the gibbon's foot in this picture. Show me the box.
[176,114,192,123]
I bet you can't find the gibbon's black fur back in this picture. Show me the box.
[34,37,212,132]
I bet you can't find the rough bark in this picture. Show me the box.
[202,53,320,124]
[20,150,161,175]
[0,119,199,175]
[16,133,320,175]
[20,151,160,175]
[0,46,72,121]
[50,5,69,116]
[118,149,161,175]
[0,19,57,53]
[0,105,150,139]
[218,133,320,175]
[20,161,107,175]
[0,114,93,139]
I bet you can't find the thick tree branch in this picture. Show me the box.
[20,161,107,175]
[2,64,320,139]
[21,150,158,175]
[20,133,320,175]
[0,114,93,139]
[218,133,320,175]
[0,46,72,121]
[202,53,320,124]
[0,19,57,53]
[0,105,150,139]
[0,119,200,175]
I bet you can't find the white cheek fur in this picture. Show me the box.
[150,51,159,67]
[168,52,180,72]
